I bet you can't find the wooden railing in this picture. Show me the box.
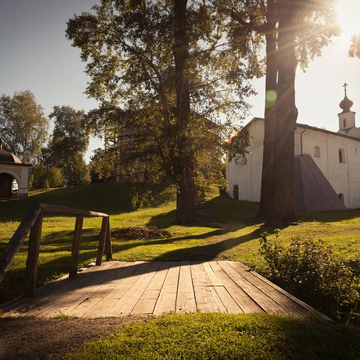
[0,203,112,298]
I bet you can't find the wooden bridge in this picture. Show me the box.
[0,203,328,320]
[1,260,327,319]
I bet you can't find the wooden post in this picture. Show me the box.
[23,210,44,298]
[105,217,112,261]
[0,203,42,285]
[96,217,108,266]
[69,215,84,278]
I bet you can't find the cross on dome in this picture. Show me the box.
[339,83,353,113]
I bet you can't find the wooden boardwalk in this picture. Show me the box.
[1,261,326,319]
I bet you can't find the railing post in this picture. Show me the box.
[96,217,108,266]
[23,209,44,298]
[69,214,84,278]
[105,217,112,261]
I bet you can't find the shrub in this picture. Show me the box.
[260,233,359,321]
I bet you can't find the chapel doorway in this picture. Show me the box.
[233,184,239,200]
[0,173,15,199]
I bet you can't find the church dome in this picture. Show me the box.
[339,95,353,113]
[0,149,22,164]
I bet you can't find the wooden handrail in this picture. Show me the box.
[0,202,112,298]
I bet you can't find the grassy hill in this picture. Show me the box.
[1,183,360,305]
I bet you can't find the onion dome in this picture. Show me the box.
[0,136,22,164]
[339,95,353,113]
[339,83,354,113]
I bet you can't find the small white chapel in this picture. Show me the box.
[226,85,360,211]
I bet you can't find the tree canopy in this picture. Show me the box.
[43,106,90,187]
[66,0,261,223]
[0,90,49,163]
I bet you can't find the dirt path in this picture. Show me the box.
[0,316,144,360]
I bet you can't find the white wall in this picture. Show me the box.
[227,118,360,209]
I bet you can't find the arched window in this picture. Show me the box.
[339,148,346,163]
[241,155,247,165]
[339,193,345,204]
[343,119,346,128]
[314,146,320,158]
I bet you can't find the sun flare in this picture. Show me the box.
[337,0,360,36]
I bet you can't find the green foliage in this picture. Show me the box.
[225,127,251,163]
[66,0,261,220]
[67,313,360,360]
[89,147,116,183]
[44,106,90,187]
[260,234,360,321]
[61,154,91,187]
[30,164,64,189]
[0,90,49,163]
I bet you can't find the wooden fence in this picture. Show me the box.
[0,203,112,297]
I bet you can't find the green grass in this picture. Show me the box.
[1,184,360,304]
[66,313,360,360]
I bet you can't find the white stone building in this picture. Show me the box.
[226,89,360,211]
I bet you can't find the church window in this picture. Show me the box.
[343,119,346,128]
[241,155,247,165]
[314,146,320,158]
[339,148,346,163]
[233,184,239,200]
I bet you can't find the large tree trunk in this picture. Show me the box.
[268,0,298,225]
[258,0,277,219]
[173,0,197,224]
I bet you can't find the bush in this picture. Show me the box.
[260,233,359,321]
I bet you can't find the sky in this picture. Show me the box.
[0,0,360,161]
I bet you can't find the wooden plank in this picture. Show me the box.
[209,261,263,313]
[153,262,181,315]
[218,261,287,315]
[132,262,171,315]
[190,262,224,313]
[176,261,196,313]
[105,218,112,261]
[20,261,123,317]
[40,203,108,218]
[2,262,114,315]
[69,215,84,278]
[103,262,157,317]
[203,262,242,314]
[82,261,151,317]
[110,261,162,316]
[0,203,42,285]
[23,210,44,298]
[42,261,133,317]
[227,261,327,318]
[96,217,108,266]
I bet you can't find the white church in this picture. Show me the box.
[226,86,360,211]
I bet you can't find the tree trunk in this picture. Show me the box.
[173,0,197,224]
[258,0,277,219]
[267,0,298,225]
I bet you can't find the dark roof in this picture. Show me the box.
[294,154,347,212]
[0,149,22,164]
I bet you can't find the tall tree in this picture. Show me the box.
[0,90,49,163]
[44,106,90,187]
[66,0,259,223]
[222,0,338,224]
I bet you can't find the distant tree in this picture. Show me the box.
[30,164,64,189]
[349,33,360,58]
[0,90,49,163]
[90,147,117,183]
[44,106,90,187]
[66,0,260,223]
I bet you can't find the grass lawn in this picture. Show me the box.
[1,183,360,304]
[66,313,360,360]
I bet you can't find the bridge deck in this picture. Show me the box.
[1,261,327,319]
